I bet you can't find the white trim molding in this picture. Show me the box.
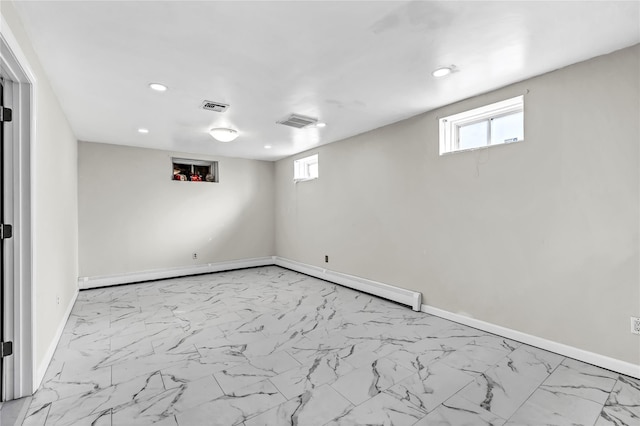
[1,15,36,400]
[421,304,640,380]
[76,257,638,379]
[274,257,422,311]
[35,288,77,388]
[78,257,274,289]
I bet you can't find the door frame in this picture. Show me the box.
[0,16,35,400]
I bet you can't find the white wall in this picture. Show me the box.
[275,45,640,366]
[78,142,274,278]
[1,2,79,374]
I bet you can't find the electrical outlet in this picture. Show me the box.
[192,253,198,260]
[56,296,60,305]
[631,317,640,335]
[324,255,329,263]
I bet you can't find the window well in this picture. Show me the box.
[172,158,218,183]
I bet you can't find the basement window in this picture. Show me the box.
[439,95,524,155]
[294,154,318,181]
[172,158,218,182]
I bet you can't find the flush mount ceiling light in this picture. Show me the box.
[264,145,272,149]
[315,122,327,128]
[209,128,239,142]
[149,83,168,92]
[137,128,149,134]
[432,66,454,78]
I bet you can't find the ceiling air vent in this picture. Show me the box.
[201,100,229,113]
[277,114,318,129]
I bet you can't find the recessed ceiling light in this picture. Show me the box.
[209,128,239,142]
[149,83,168,92]
[137,128,149,134]
[316,122,327,128]
[264,145,272,149]
[432,66,453,78]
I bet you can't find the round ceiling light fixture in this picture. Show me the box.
[149,83,168,92]
[209,128,239,142]
[137,128,149,134]
[316,122,327,128]
[264,145,272,149]
[432,66,453,78]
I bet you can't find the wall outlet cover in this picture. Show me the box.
[631,317,640,335]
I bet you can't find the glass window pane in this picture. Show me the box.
[308,162,318,178]
[491,111,523,145]
[458,120,488,150]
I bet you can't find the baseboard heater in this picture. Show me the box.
[78,256,422,311]
[273,257,422,311]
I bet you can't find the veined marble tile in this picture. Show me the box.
[39,354,65,385]
[165,375,224,412]
[595,375,640,426]
[214,363,280,394]
[244,351,301,375]
[244,384,353,426]
[455,365,544,420]
[174,379,286,426]
[432,322,491,340]
[326,391,426,426]
[31,366,112,406]
[284,334,352,363]
[241,331,308,359]
[467,334,520,352]
[441,342,511,376]
[46,347,112,380]
[406,334,474,355]
[151,325,225,355]
[334,335,414,368]
[21,402,51,426]
[414,394,506,426]
[22,266,630,426]
[111,386,184,425]
[537,358,618,405]
[270,353,355,400]
[110,351,197,385]
[44,371,166,426]
[110,325,181,352]
[384,345,455,374]
[160,358,230,388]
[499,344,563,382]
[385,360,475,413]
[47,408,112,426]
[331,358,413,405]
[90,341,156,374]
[508,385,603,425]
[195,342,249,373]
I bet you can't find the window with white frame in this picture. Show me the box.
[439,95,524,155]
[294,154,318,181]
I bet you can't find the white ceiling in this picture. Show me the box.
[12,1,640,161]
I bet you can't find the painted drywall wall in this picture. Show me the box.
[275,45,640,365]
[1,2,79,373]
[78,142,275,277]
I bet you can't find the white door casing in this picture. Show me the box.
[0,15,35,400]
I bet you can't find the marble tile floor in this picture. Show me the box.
[20,266,640,426]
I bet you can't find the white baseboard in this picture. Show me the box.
[274,257,422,311]
[77,257,274,289]
[421,304,640,379]
[72,256,638,379]
[35,288,78,389]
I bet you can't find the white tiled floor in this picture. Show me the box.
[21,266,640,425]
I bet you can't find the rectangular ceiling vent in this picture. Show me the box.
[201,100,229,113]
[277,114,318,129]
